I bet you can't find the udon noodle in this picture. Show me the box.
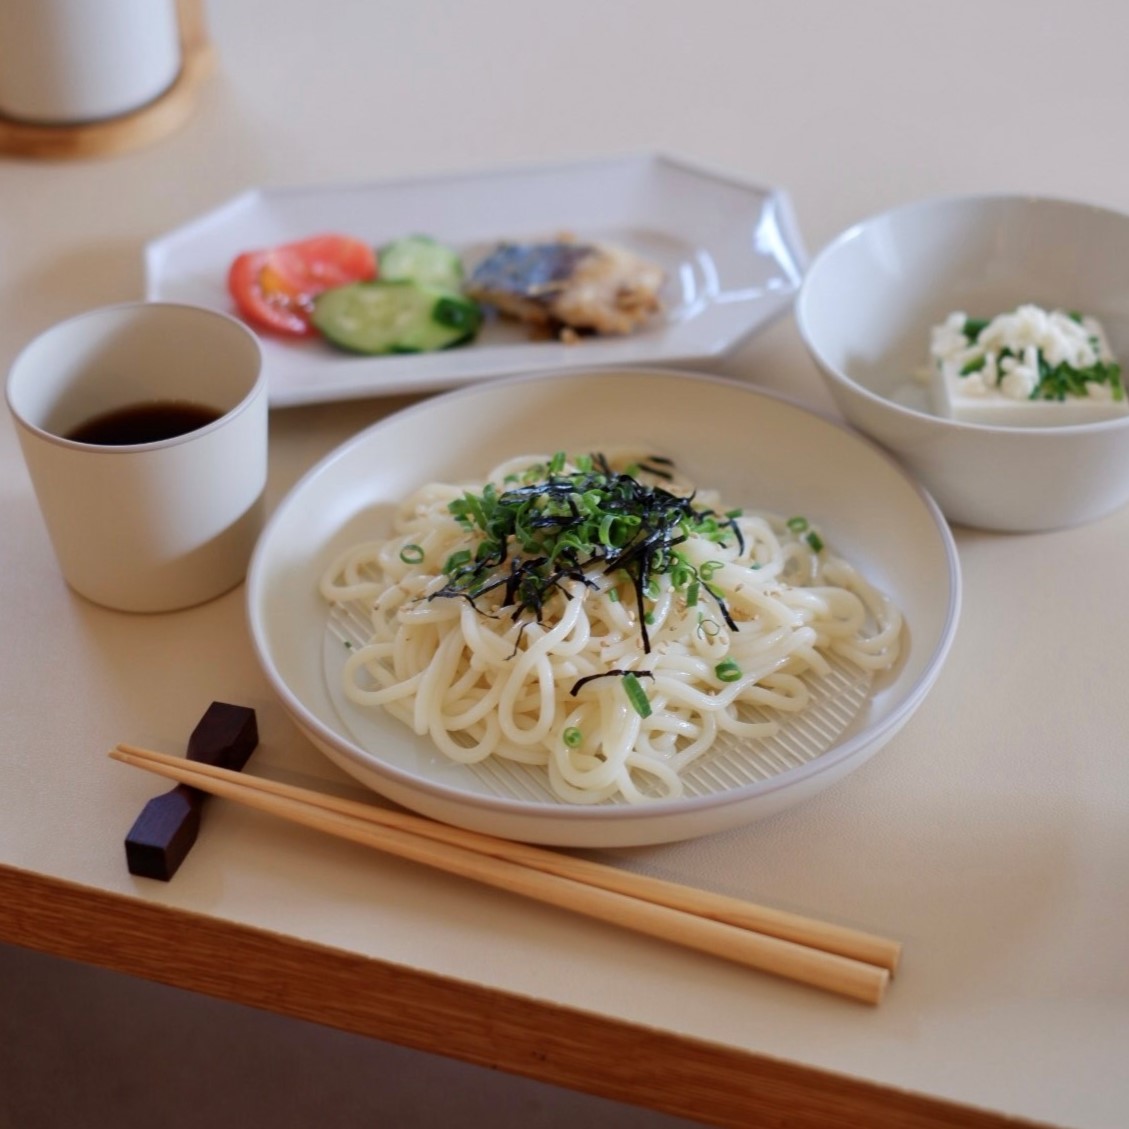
[320,453,903,804]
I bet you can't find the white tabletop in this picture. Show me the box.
[3,3,1129,1126]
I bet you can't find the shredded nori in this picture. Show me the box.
[430,452,739,654]
[568,669,656,697]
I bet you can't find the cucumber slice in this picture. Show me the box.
[378,235,464,290]
[312,280,482,355]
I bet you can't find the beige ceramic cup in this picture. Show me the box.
[0,0,182,124]
[6,302,266,613]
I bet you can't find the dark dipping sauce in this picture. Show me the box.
[66,401,222,446]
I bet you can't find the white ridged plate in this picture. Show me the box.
[144,153,806,406]
[248,368,961,846]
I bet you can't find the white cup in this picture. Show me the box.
[0,0,182,124]
[6,302,267,613]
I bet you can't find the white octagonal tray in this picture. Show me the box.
[146,153,807,406]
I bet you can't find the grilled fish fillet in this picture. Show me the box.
[466,240,664,337]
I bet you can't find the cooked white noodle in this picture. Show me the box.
[320,454,903,805]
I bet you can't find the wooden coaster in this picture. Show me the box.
[0,0,212,160]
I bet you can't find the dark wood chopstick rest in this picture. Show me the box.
[124,701,258,881]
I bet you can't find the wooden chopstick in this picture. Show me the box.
[110,744,896,1005]
[114,743,901,972]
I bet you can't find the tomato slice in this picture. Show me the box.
[227,234,377,337]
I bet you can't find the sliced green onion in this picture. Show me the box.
[399,543,425,564]
[1032,357,1124,402]
[670,562,694,589]
[786,516,809,533]
[622,672,652,718]
[805,530,824,552]
[562,726,583,748]
[715,659,742,683]
[607,588,620,603]
[685,580,700,607]
[697,614,720,638]
[433,452,748,653]
[443,549,472,572]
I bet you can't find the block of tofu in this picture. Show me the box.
[934,366,1129,426]
[929,306,1128,427]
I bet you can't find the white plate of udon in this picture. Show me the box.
[248,368,960,846]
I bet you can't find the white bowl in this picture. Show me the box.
[247,368,960,847]
[795,194,1129,532]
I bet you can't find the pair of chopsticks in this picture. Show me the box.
[109,744,900,1004]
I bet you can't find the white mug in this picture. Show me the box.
[6,303,267,613]
[0,0,182,124]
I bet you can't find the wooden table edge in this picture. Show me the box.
[0,864,1049,1129]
